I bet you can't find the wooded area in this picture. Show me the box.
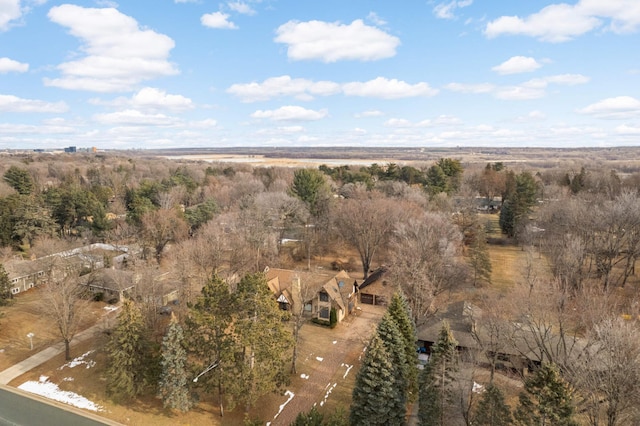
[2,149,640,425]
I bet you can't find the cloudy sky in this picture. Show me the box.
[1,0,639,150]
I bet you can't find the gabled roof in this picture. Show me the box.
[416,301,482,349]
[81,268,134,292]
[358,266,389,291]
[265,267,354,310]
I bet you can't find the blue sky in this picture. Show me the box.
[1,0,639,150]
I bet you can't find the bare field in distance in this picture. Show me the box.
[138,146,640,170]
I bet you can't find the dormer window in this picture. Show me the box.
[319,292,329,302]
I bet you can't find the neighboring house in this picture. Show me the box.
[315,270,358,323]
[265,267,358,324]
[357,266,394,306]
[4,260,49,296]
[416,300,581,375]
[4,243,128,297]
[81,268,135,302]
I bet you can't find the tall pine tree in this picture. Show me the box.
[225,272,292,412]
[387,292,419,401]
[376,312,409,424]
[350,335,399,426]
[473,384,512,426]
[158,315,191,412]
[186,274,235,416]
[419,320,459,426]
[105,299,148,403]
[514,363,576,426]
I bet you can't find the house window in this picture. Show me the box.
[319,307,330,319]
[319,292,329,302]
[28,283,34,289]
[12,278,18,283]
[11,288,20,294]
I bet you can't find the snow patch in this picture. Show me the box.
[19,378,103,412]
[272,390,294,421]
[315,356,324,362]
[103,305,119,312]
[300,374,309,380]
[59,351,95,370]
[62,377,74,382]
[320,383,337,407]
[472,381,485,394]
[342,363,353,379]
[332,340,337,344]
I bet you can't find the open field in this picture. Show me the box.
[140,146,640,171]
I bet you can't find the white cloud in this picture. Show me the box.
[514,110,547,122]
[201,11,238,29]
[228,1,255,15]
[485,0,640,42]
[366,12,387,26]
[615,124,640,134]
[91,87,194,112]
[0,94,68,113]
[494,86,546,100]
[227,76,341,102]
[433,0,473,20]
[342,77,438,99]
[228,76,435,101]
[93,109,179,126]
[444,82,495,93]
[355,110,384,118]
[274,19,400,62]
[578,96,640,119]
[492,56,541,75]
[0,0,20,31]
[544,74,590,85]
[251,105,328,121]
[385,115,461,128]
[45,5,178,92]
[0,57,28,73]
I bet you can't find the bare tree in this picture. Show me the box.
[140,208,189,263]
[334,196,403,279]
[39,271,91,360]
[574,317,640,426]
[390,212,465,322]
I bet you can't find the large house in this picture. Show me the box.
[265,267,358,324]
[4,243,127,297]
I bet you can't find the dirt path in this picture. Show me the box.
[270,305,383,426]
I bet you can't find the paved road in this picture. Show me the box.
[0,385,121,426]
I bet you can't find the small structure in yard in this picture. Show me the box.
[265,267,358,324]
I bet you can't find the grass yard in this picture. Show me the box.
[7,303,384,426]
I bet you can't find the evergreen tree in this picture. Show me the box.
[292,406,325,426]
[514,363,577,426]
[387,292,419,401]
[499,172,538,238]
[350,335,399,426]
[158,315,191,412]
[468,226,492,286]
[3,166,35,195]
[419,321,458,426]
[290,168,330,218]
[376,313,409,424]
[226,272,293,412]
[0,264,12,305]
[186,274,235,416]
[473,384,513,426]
[105,299,148,402]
